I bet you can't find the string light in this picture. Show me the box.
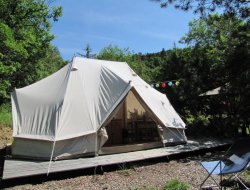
[150,79,182,88]
[161,83,166,88]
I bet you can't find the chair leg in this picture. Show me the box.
[200,161,222,189]
[220,162,223,190]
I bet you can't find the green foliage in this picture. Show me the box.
[133,180,190,190]
[153,0,249,19]
[0,103,12,126]
[186,111,211,126]
[97,44,154,82]
[0,0,64,104]
[36,47,66,80]
[97,44,132,62]
[163,179,189,190]
[179,14,250,137]
[151,0,250,138]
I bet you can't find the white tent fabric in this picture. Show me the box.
[11,57,187,160]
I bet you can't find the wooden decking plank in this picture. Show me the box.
[2,138,231,180]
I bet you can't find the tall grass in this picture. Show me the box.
[0,103,12,126]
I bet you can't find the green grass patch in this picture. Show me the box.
[163,179,189,190]
[0,103,12,126]
[133,180,190,190]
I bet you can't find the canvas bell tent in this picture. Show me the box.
[11,57,187,160]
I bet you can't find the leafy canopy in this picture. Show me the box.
[152,0,250,19]
[0,0,64,104]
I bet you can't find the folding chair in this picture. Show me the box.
[200,137,250,190]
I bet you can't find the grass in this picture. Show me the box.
[0,103,13,147]
[0,103,12,126]
[133,180,190,190]
[163,179,189,190]
[117,163,131,176]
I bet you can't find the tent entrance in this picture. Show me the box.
[99,90,162,155]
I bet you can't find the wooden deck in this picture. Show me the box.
[2,138,231,180]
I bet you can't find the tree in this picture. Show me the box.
[77,44,96,58]
[0,0,63,104]
[152,0,250,136]
[152,0,250,19]
[97,44,132,62]
[97,45,158,82]
[180,14,249,91]
[36,47,66,80]
[134,14,249,137]
[179,14,250,136]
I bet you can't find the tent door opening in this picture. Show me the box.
[99,90,162,155]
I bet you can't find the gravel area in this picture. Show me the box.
[3,156,222,190]
[0,125,12,149]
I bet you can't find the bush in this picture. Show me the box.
[163,179,189,190]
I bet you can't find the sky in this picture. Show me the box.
[51,0,197,60]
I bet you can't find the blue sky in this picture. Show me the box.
[51,0,197,60]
